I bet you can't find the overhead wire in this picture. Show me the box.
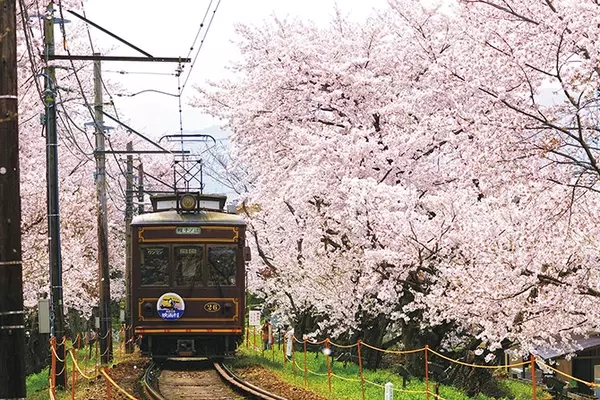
[77,0,183,205]
[104,70,176,76]
[20,0,128,224]
[53,89,101,176]
[174,0,223,185]
[183,0,214,64]
[179,0,222,97]
[176,0,220,134]
[56,0,128,205]
[20,0,98,180]
[55,85,96,151]
[53,2,98,140]
[18,0,44,104]
[32,0,45,39]
[79,0,119,120]
[20,1,96,177]
[59,0,223,198]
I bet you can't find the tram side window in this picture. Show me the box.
[175,246,203,286]
[140,246,169,286]
[207,246,236,286]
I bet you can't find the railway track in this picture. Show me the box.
[143,359,288,400]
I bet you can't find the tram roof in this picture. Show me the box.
[131,209,246,226]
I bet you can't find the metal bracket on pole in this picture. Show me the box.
[66,9,153,57]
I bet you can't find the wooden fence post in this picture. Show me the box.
[531,354,537,400]
[358,340,365,400]
[303,339,308,387]
[425,345,430,400]
[326,338,332,395]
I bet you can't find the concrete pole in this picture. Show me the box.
[44,1,66,387]
[124,142,133,353]
[94,53,112,363]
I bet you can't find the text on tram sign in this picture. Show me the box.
[175,227,201,235]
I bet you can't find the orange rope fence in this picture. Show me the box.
[536,358,598,389]
[48,325,598,399]
[48,329,141,400]
[245,331,598,399]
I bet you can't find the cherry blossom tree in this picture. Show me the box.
[196,0,600,377]
[16,0,145,318]
[389,0,600,356]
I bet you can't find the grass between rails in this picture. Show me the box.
[232,345,550,400]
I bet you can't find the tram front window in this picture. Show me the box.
[175,246,203,286]
[208,246,236,286]
[140,246,169,286]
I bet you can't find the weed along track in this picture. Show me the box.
[143,359,288,400]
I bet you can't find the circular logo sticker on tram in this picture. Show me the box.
[156,293,185,321]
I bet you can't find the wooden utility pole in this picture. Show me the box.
[94,53,112,363]
[44,0,66,388]
[124,142,133,353]
[0,0,26,397]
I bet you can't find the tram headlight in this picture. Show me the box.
[179,194,197,211]
[142,302,154,317]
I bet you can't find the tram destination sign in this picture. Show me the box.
[137,225,239,243]
[176,226,201,235]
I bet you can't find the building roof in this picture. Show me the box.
[535,336,600,359]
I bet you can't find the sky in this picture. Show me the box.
[81,0,388,195]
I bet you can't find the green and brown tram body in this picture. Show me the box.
[130,193,247,358]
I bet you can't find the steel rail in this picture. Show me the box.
[142,361,165,400]
[214,362,288,400]
[143,359,288,400]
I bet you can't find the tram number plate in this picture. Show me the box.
[176,227,201,235]
[204,302,221,312]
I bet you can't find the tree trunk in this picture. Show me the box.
[352,314,390,369]
[24,311,49,376]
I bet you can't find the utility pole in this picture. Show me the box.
[137,162,144,215]
[44,1,66,388]
[94,53,112,363]
[0,0,26,397]
[37,4,189,364]
[124,142,133,353]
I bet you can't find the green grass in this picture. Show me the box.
[26,340,550,399]
[25,341,122,399]
[25,367,50,395]
[233,345,550,400]
[497,379,550,400]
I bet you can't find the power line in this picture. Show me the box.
[60,0,129,201]
[174,0,222,146]
[104,70,176,76]
[183,0,213,63]
[18,0,44,105]
[32,0,45,38]
[79,1,94,53]
[115,89,179,97]
[18,0,112,209]
[54,2,100,134]
[55,86,96,152]
[179,0,222,97]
